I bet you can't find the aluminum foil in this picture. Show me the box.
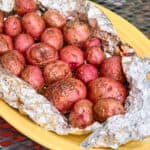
[0,0,150,149]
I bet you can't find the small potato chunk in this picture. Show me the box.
[87,77,128,104]
[43,9,66,28]
[99,55,125,82]
[21,65,44,90]
[94,98,125,122]
[60,45,84,70]
[45,78,87,113]
[43,60,72,83]
[26,43,58,67]
[4,16,22,37]
[69,99,94,129]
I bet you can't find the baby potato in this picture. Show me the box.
[69,99,94,129]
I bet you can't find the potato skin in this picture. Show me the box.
[41,28,63,50]
[21,65,44,90]
[43,9,66,28]
[14,33,34,53]
[87,77,127,104]
[60,45,84,70]
[0,11,4,33]
[15,0,37,16]
[94,98,125,122]
[43,60,72,83]
[83,38,101,50]
[1,50,25,75]
[26,43,58,67]
[85,46,105,66]
[22,12,45,38]
[99,56,125,82]
[1,34,13,50]
[4,16,22,37]
[75,64,98,83]
[69,99,94,129]
[45,78,87,113]
[63,20,90,47]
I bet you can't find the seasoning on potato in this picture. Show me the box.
[87,77,128,104]
[45,78,87,113]
[43,60,72,83]
[93,98,125,122]
[1,50,25,75]
[26,43,58,67]
[69,99,94,129]
[21,65,44,90]
[60,45,84,70]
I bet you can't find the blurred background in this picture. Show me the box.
[93,0,150,38]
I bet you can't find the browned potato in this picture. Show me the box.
[43,60,72,83]
[99,56,125,82]
[22,12,46,39]
[63,20,90,47]
[69,99,94,128]
[43,9,66,28]
[1,50,25,75]
[26,43,58,67]
[41,28,63,50]
[60,45,84,70]
[4,16,22,37]
[0,11,4,33]
[94,98,125,122]
[87,77,128,104]
[45,78,87,113]
[1,34,13,50]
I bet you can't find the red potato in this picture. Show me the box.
[43,60,72,83]
[0,11,4,33]
[94,98,125,122]
[4,16,22,37]
[41,28,63,50]
[1,34,13,50]
[99,56,125,82]
[63,20,90,47]
[43,9,66,28]
[45,78,87,113]
[22,12,46,39]
[75,64,98,83]
[87,77,128,104]
[69,99,94,129]
[1,50,25,75]
[85,46,105,66]
[26,42,58,66]
[60,45,84,70]
[15,0,37,16]
[83,38,101,50]
[21,65,44,90]
[14,33,34,53]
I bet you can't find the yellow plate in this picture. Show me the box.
[0,3,150,150]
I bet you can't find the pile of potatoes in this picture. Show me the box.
[0,0,128,129]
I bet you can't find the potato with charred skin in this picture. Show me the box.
[22,12,45,39]
[83,38,101,50]
[99,56,125,83]
[75,64,98,83]
[85,46,105,66]
[87,77,127,104]
[26,43,58,67]
[15,0,37,16]
[0,11,4,33]
[21,65,44,90]
[45,78,87,113]
[1,50,25,75]
[41,28,63,50]
[63,20,90,47]
[4,16,22,37]
[43,9,66,28]
[69,99,94,129]
[44,60,72,83]
[94,98,125,122]
[14,33,34,53]
[60,45,84,70]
